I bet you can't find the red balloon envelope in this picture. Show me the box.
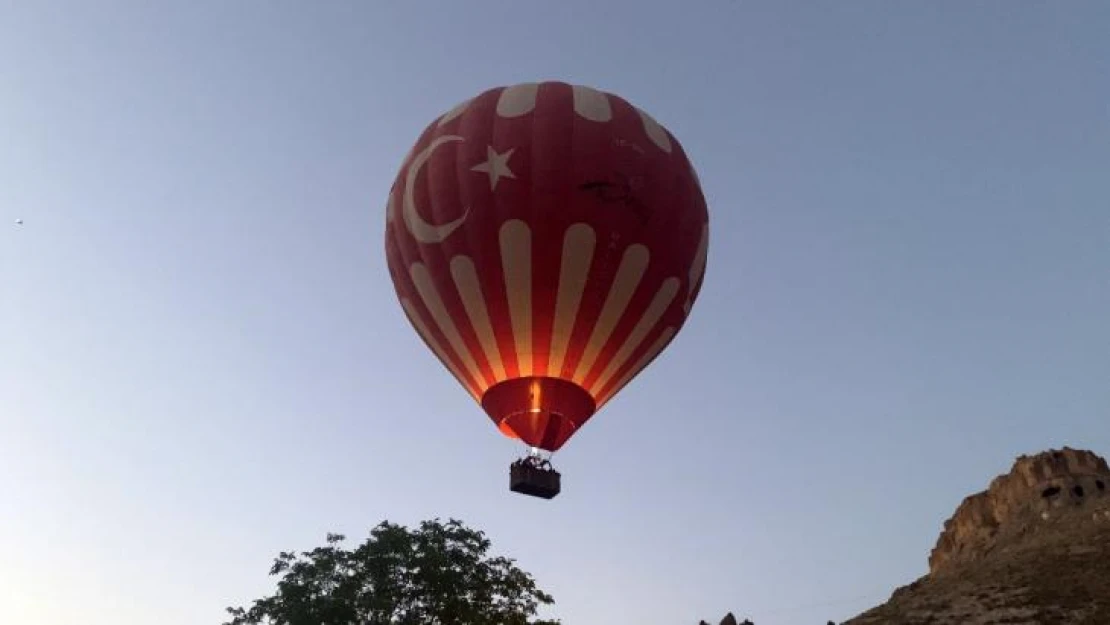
[385,81,709,453]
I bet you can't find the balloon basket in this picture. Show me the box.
[510,456,561,499]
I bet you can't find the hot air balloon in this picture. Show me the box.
[385,81,709,498]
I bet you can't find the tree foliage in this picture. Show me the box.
[224,518,558,625]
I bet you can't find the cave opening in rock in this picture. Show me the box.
[1097,479,1105,491]
[1073,485,1085,498]
[1041,486,1061,498]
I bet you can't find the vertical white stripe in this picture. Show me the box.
[572,244,650,383]
[497,83,538,118]
[499,220,533,376]
[450,255,507,381]
[385,191,398,224]
[636,107,673,153]
[684,223,709,315]
[590,277,680,394]
[548,223,596,376]
[597,326,676,407]
[409,262,486,389]
[400,298,479,400]
[437,98,471,127]
[571,85,612,122]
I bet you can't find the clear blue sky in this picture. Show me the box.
[2,2,1107,624]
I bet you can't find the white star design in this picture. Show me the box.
[470,146,516,190]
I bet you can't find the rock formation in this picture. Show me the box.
[928,447,1110,575]
[844,447,1110,625]
[697,614,750,625]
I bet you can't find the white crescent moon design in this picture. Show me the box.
[404,134,468,244]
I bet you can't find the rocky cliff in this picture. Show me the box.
[845,447,1110,625]
[927,447,1109,575]
[699,448,1110,625]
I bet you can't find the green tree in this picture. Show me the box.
[224,518,559,625]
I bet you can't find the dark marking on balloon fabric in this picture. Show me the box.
[613,137,646,155]
[578,172,654,225]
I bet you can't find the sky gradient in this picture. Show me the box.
[2,2,1108,624]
